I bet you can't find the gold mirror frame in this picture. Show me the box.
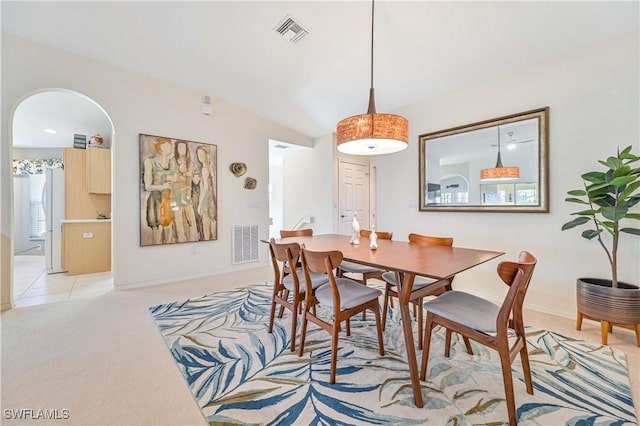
[419,107,549,212]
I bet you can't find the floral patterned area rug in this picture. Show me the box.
[149,282,636,425]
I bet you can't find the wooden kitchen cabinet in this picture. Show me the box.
[87,147,111,194]
[62,220,111,275]
[63,148,111,219]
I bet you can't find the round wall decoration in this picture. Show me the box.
[229,162,247,177]
[244,177,257,190]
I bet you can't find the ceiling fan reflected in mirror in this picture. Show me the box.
[491,131,535,150]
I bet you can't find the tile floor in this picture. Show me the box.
[12,255,113,307]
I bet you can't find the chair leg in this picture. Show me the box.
[462,336,474,355]
[417,299,424,350]
[444,329,452,357]
[298,309,309,357]
[330,322,340,384]
[346,318,351,336]
[373,302,385,356]
[497,339,518,426]
[268,298,277,334]
[518,336,534,394]
[289,300,298,352]
[278,290,289,318]
[382,285,392,331]
[420,313,435,380]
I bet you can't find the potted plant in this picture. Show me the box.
[562,145,640,346]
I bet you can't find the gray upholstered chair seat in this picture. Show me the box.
[424,290,499,333]
[381,271,438,290]
[339,261,384,274]
[283,268,329,292]
[315,278,382,310]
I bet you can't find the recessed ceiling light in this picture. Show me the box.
[43,128,57,134]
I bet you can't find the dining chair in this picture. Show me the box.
[381,233,458,350]
[268,238,329,352]
[420,251,537,426]
[280,228,313,238]
[298,247,385,384]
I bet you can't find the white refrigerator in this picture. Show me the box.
[44,168,66,273]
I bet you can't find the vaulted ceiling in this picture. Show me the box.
[3,1,638,143]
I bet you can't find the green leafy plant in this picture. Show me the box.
[562,146,640,288]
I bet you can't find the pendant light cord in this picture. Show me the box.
[366,0,377,114]
[495,126,504,168]
[370,0,375,90]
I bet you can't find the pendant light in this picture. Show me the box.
[336,0,409,156]
[480,126,520,180]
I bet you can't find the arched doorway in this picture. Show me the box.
[10,89,115,307]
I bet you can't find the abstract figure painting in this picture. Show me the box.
[139,134,217,246]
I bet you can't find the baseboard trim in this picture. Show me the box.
[114,261,270,291]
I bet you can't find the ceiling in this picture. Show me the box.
[3,1,638,144]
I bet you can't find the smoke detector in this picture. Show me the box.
[273,14,309,44]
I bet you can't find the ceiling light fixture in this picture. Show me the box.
[43,128,57,134]
[336,0,408,156]
[480,127,520,181]
[506,131,517,150]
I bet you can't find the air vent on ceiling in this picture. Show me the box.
[232,225,259,264]
[273,14,309,44]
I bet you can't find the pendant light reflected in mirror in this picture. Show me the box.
[480,126,520,181]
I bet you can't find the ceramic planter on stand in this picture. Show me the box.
[576,278,640,346]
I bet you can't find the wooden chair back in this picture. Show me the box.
[269,238,302,290]
[280,228,313,238]
[300,248,343,276]
[408,233,453,247]
[360,229,393,240]
[300,248,342,299]
[496,251,537,334]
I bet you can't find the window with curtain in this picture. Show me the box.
[12,158,63,240]
[29,173,46,240]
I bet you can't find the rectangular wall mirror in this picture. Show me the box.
[419,107,549,212]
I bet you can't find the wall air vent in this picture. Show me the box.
[232,225,259,264]
[273,15,309,44]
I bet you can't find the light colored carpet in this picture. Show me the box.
[1,266,638,425]
[150,282,636,425]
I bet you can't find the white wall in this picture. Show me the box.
[268,155,284,238]
[1,35,312,309]
[281,134,335,234]
[374,31,640,319]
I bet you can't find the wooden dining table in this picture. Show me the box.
[277,233,504,407]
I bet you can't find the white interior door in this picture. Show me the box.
[338,161,370,235]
